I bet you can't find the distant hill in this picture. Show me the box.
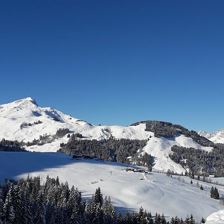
[0,97,221,174]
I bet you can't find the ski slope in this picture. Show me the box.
[0,152,222,222]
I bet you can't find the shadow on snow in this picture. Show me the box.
[0,151,136,183]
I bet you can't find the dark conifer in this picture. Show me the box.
[94,187,103,207]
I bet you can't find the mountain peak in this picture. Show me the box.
[15,97,37,105]
[22,97,34,101]
[0,97,38,110]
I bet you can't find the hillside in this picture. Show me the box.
[0,97,215,174]
[199,130,224,144]
[0,151,222,222]
[0,98,224,223]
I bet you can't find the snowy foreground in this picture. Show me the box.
[205,210,224,224]
[0,152,223,222]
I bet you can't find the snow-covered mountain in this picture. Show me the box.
[1,98,224,223]
[0,97,92,141]
[0,97,151,151]
[199,130,224,144]
[0,97,214,174]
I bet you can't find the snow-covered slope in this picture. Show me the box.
[0,152,222,222]
[199,130,224,144]
[0,98,213,173]
[0,97,92,142]
[206,210,224,224]
[142,135,213,174]
[0,97,150,144]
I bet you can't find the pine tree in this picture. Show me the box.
[94,188,103,207]
[55,176,60,186]
[68,186,83,223]
[189,214,195,224]
[12,185,28,224]
[147,212,154,224]
[102,196,115,224]
[124,212,133,224]
[171,216,180,224]
[60,182,70,205]
[201,217,206,223]
[8,206,15,224]
[210,186,214,198]
[0,197,4,222]
[214,187,220,199]
[3,184,15,224]
[92,204,104,224]
[46,206,56,224]
[170,217,175,224]
[210,186,220,199]
[85,201,96,224]
[33,192,46,224]
[137,207,148,224]
[161,214,166,224]
[117,213,123,224]
[185,215,195,224]
[23,191,33,224]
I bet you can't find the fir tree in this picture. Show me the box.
[0,198,4,223]
[102,196,115,224]
[210,187,220,199]
[3,184,15,224]
[94,188,103,207]
[33,193,46,224]
[201,217,206,223]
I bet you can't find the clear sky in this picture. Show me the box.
[0,0,224,131]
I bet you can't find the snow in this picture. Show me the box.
[0,97,213,173]
[199,130,224,144]
[142,135,213,174]
[0,151,223,222]
[209,177,224,186]
[71,124,151,141]
[0,97,91,143]
[0,97,150,144]
[206,210,224,224]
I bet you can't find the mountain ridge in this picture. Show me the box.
[0,97,220,174]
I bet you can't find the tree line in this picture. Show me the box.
[0,139,26,152]
[0,176,198,224]
[131,121,213,147]
[170,144,224,177]
[59,136,155,170]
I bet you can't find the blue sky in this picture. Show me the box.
[0,0,224,131]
